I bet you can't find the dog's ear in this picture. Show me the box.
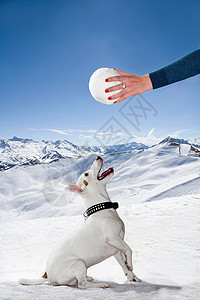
[65,182,83,194]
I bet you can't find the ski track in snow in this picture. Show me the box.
[0,143,200,299]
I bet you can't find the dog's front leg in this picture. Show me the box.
[106,236,133,271]
[114,251,141,282]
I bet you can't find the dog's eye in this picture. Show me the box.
[84,173,89,177]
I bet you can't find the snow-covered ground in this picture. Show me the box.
[0,141,200,299]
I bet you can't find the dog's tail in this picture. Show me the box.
[19,272,48,285]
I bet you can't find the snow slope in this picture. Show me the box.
[0,139,200,299]
[1,196,200,300]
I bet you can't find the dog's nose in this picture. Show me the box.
[96,156,103,161]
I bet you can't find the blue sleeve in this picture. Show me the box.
[149,49,200,89]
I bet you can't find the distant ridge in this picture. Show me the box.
[9,136,34,143]
[1,136,199,171]
[0,137,148,171]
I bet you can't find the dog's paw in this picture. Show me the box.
[132,277,141,282]
[126,272,141,282]
[86,276,94,282]
[78,280,110,289]
[99,283,111,289]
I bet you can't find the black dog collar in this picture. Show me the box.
[83,202,119,220]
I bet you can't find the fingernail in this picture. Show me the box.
[105,79,109,82]
[105,89,109,93]
[108,97,112,100]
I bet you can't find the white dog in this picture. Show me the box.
[19,156,141,288]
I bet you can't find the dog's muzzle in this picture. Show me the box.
[96,156,103,161]
[95,156,114,180]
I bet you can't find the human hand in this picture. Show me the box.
[105,69,153,103]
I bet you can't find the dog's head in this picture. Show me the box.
[66,156,114,196]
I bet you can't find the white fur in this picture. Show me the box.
[19,157,140,289]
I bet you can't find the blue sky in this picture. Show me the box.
[0,0,200,146]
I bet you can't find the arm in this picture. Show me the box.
[149,49,200,89]
[105,49,200,103]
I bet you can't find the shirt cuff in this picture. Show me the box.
[149,69,169,89]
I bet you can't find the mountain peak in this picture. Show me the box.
[9,136,33,143]
[159,136,189,145]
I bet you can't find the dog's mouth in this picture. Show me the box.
[97,167,114,180]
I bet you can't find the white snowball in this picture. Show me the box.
[89,68,123,105]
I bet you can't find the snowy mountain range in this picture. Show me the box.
[0,136,199,171]
[0,136,147,171]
